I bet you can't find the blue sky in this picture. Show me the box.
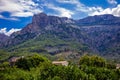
[0,0,120,36]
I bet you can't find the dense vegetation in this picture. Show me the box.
[0,54,120,80]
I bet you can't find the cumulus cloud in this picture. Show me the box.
[44,3,74,18]
[56,0,85,12]
[90,5,120,17]
[57,0,120,17]
[107,0,117,5]
[0,0,42,19]
[0,28,21,36]
[57,0,100,13]
[0,0,120,20]
[56,0,104,16]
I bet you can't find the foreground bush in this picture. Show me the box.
[0,54,120,80]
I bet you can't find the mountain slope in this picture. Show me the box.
[0,33,9,48]
[82,25,120,55]
[0,13,120,59]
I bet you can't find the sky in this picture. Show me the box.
[0,0,120,36]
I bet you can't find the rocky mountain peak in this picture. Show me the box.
[32,12,49,26]
[32,13,75,27]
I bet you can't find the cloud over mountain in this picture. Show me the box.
[91,4,120,17]
[0,28,21,36]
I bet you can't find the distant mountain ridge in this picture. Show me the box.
[77,14,120,26]
[0,13,120,58]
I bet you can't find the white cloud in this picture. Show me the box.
[57,0,85,12]
[90,5,120,17]
[56,0,82,5]
[11,12,33,17]
[44,3,74,18]
[57,0,120,17]
[0,28,21,36]
[107,0,117,5]
[57,0,100,13]
[0,0,42,19]
[56,0,104,16]
[0,0,119,20]
[0,14,19,21]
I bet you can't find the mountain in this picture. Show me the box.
[77,14,120,26]
[2,13,89,59]
[0,33,9,48]
[0,13,120,59]
[6,13,76,46]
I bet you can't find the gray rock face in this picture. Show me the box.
[0,33,9,48]
[32,13,75,27]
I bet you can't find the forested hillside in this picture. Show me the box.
[0,54,120,80]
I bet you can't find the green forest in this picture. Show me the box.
[0,54,120,80]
